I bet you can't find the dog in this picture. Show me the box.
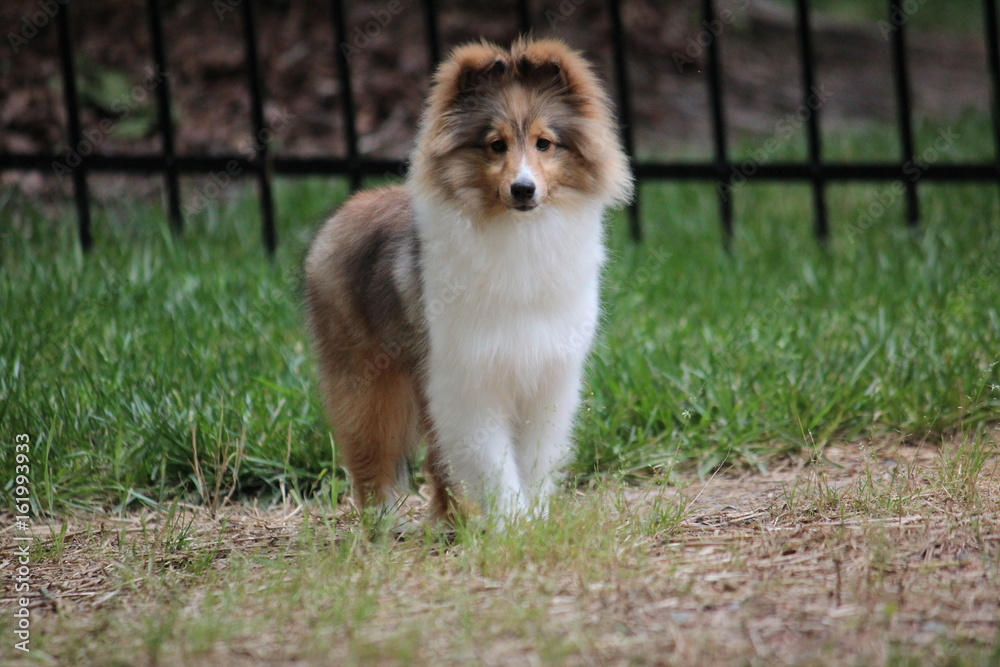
[304,38,632,529]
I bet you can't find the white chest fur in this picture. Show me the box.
[414,198,606,388]
[411,194,608,519]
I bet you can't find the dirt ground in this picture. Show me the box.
[636,442,999,663]
[3,435,997,664]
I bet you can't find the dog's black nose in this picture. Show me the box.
[511,181,536,202]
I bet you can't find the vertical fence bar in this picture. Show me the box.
[56,2,93,250]
[794,0,828,241]
[984,0,1000,197]
[146,0,183,235]
[517,0,532,35]
[888,0,919,229]
[240,0,277,253]
[703,0,733,246]
[608,0,641,240]
[422,0,441,72]
[331,0,363,192]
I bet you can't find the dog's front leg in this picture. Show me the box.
[427,395,527,524]
[516,361,583,516]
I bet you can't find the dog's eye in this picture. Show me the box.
[490,140,507,153]
[536,138,552,151]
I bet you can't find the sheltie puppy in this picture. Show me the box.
[304,38,632,529]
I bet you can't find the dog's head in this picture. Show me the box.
[411,39,633,220]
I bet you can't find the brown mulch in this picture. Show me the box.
[1,0,991,198]
[634,442,1000,663]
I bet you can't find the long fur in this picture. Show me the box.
[304,38,633,528]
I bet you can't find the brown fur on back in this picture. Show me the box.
[304,185,431,511]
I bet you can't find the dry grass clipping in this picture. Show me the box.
[2,432,998,665]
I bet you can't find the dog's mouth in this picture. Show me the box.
[498,188,540,212]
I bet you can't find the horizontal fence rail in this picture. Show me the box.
[1,0,999,252]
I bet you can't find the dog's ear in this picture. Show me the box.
[433,43,508,108]
[515,40,611,119]
[457,58,507,98]
[517,57,565,92]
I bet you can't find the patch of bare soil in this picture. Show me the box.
[2,436,997,664]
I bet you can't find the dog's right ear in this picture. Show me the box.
[457,58,507,99]
[433,42,507,108]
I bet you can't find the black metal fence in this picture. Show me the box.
[2,0,999,252]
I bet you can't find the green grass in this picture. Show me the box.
[583,176,999,477]
[1,117,999,512]
[730,112,995,167]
